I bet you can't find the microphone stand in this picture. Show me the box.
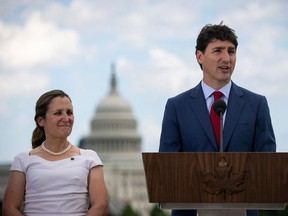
[212,98,227,152]
[219,112,224,152]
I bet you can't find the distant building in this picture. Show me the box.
[0,164,10,204]
[79,65,153,215]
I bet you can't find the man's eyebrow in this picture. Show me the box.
[212,46,225,49]
[212,46,236,50]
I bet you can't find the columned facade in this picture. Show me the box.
[80,65,152,215]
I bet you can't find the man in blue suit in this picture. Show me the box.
[159,23,276,216]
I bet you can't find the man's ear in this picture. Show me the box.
[196,50,204,65]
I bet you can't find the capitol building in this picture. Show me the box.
[79,66,154,215]
[0,66,155,216]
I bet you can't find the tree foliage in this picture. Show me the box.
[150,205,169,216]
[260,205,288,216]
[120,203,140,216]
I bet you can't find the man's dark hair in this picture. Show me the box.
[195,23,238,54]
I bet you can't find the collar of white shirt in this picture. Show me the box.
[201,80,231,101]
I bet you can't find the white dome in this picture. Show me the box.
[94,71,135,120]
[79,68,141,155]
[96,91,133,114]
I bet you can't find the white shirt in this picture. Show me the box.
[10,149,103,216]
[201,80,231,123]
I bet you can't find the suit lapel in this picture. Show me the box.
[223,83,245,150]
[189,83,217,149]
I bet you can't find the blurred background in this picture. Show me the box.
[0,0,287,215]
[0,0,287,164]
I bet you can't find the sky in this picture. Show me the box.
[0,0,287,164]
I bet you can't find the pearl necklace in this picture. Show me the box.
[41,141,72,156]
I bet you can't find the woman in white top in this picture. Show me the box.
[3,90,109,216]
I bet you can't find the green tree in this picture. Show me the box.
[260,205,288,216]
[121,203,140,216]
[150,205,169,216]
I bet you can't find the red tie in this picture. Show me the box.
[210,91,223,149]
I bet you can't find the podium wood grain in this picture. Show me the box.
[142,152,288,203]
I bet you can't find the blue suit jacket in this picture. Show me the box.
[159,82,276,216]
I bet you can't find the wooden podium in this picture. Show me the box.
[142,152,288,216]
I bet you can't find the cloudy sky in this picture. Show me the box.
[0,0,287,164]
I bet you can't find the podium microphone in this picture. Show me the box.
[212,99,227,152]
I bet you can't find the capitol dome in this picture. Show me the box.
[78,65,150,216]
[95,71,134,120]
[79,65,141,153]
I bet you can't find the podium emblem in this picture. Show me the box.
[202,156,247,199]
